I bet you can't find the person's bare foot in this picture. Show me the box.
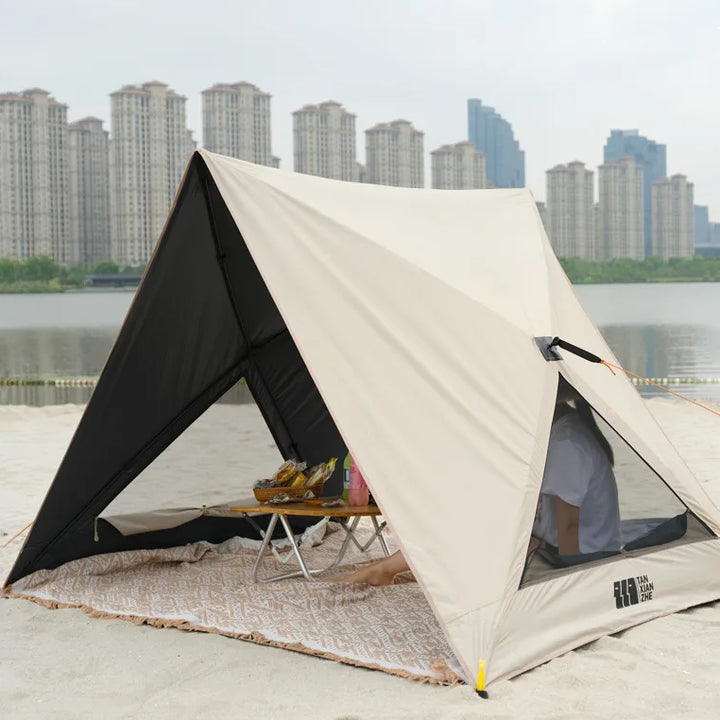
[328,550,410,586]
[330,563,397,586]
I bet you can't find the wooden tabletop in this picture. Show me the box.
[229,500,381,517]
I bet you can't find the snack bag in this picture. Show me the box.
[272,459,307,486]
[304,457,337,487]
[290,471,308,488]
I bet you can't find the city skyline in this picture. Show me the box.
[2,81,712,206]
[2,1,718,216]
[1,82,716,268]
[2,81,715,268]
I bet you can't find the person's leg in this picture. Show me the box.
[333,550,410,586]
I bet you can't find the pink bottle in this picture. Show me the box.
[348,457,369,506]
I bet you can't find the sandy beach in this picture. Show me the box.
[3,398,720,719]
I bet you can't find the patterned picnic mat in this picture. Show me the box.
[7,523,463,685]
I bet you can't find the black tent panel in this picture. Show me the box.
[7,154,346,585]
[242,334,345,496]
[8,157,246,583]
[203,168,346,495]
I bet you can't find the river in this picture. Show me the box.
[2,283,720,404]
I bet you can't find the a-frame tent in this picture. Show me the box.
[7,150,720,687]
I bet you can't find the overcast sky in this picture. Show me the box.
[2,0,718,215]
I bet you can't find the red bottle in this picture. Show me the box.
[348,457,369,506]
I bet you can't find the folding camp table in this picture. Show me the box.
[229,501,390,582]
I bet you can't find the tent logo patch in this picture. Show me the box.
[613,575,654,609]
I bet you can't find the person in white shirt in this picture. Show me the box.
[336,375,620,586]
[530,375,621,559]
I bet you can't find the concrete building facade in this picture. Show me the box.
[603,129,666,257]
[201,82,274,166]
[292,101,357,181]
[68,117,111,267]
[597,156,644,260]
[711,223,720,246]
[652,174,695,260]
[430,141,487,189]
[109,81,195,266]
[0,88,70,263]
[467,98,524,188]
[546,161,595,259]
[694,205,710,247]
[365,119,424,188]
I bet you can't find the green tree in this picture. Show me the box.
[92,260,119,274]
[24,255,59,281]
[0,259,23,283]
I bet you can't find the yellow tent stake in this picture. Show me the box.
[476,659,487,697]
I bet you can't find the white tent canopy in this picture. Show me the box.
[11,150,720,689]
[201,151,720,686]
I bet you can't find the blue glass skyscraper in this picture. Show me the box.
[467,99,525,188]
[603,130,666,257]
[694,205,710,246]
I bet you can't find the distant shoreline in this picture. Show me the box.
[0,284,138,294]
[5,277,720,294]
[4,279,720,294]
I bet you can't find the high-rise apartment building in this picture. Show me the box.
[652,175,695,260]
[467,99,524,188]
[201,82,275,166]
[603,129,666,257]
[68,117,111,267]
[430,141,487,189]
[365,119,424,188]
[292,101,357,181]
[0,88,70,263]
[711,223,720,246]
[546,161,595,259]
[109,81,195,266]
[597,156,644,260]
[694,205,710,247]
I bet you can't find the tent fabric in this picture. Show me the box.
[103,499,277,536]
[8,149,720,687]
[6,156,341,583]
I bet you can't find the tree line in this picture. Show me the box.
[559,255,720,284]
[3,254,720,292]
[0,257,145,292]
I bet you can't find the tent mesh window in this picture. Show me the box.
[522,392,714,586]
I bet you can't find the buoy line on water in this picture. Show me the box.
[0,378,249,387]
[0,379,96,387]
[629,377,720,385]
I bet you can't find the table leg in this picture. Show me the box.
[370,516,391,557]
[338,516,390,557]
[251,513,278,583]
[248,511,388,582]
[278,514,315,582]
[329,515,361,570]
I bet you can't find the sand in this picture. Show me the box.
[2,398,720,719]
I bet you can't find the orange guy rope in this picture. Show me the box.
[2,522,33,548]
[600,359,720,419]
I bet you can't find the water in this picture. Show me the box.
[2,284,720,404]
[576,283,720,400]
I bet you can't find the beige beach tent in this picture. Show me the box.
[8,150,720,689]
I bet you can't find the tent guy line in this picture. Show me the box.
[549,335,720,420]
